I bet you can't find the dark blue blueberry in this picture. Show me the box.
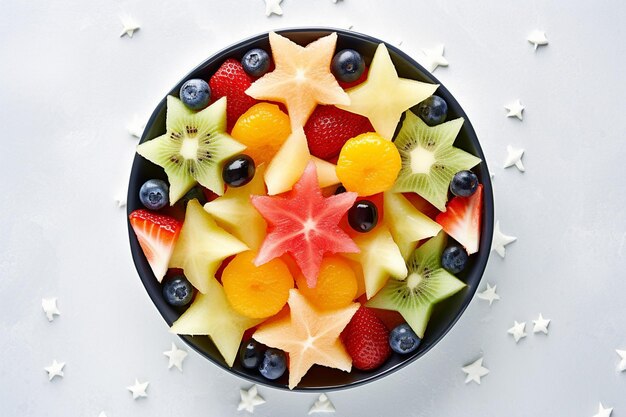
[258,348,286,380]
[162,276,194,306]
[222,155,255,187]
[139,179,169,210]
[441,245,469,274]
[389,323,421,354]
[348,200,378,233]
[450,170,479,197]
[239,339,265,369]
[241,48,271,77]
[417,95,448,126]
[179,79,211,110]
[331,49,365,83]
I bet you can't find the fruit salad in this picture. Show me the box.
[129,31,485,390]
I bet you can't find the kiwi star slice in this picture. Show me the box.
[366,231,466,338]
[137,96,246,204]
[392,111,481,211]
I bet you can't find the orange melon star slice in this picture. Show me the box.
[245,32,350,129]
[253,289,359,389]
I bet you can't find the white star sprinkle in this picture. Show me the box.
[42,297,60,322]
[476,283,500,306]
[532,313,551,334]
[616,349,626,372]
[507,321,527,343]
[592,403,613,417]
[238,385,266,413]
[503,145,525,172]
[98,412,107,417]
[119,15,140,38]
[127,114,146,138]
[126,379,149,399]
[491,221,517,258]
[44,360,65,381]
[264,0,283,16]
[309,393,336,414]
[462,357,489,384]
[114,191,127,208]
[504,99,525,121]
[421,44,448,72]
[163,342,188,372]
[527,30,548,50]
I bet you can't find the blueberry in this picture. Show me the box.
[348,200,378,233]
[389,323,421,354]
[417,95,448,126]
[179,79,211,110]
[239,339,265,369]
[258,348,286,380]
[334,185,346,195]
[222,155,255,187]
[139,179,169,210]
[450,170,479,197]
[441,246,469,274]
[180,186,208,207]
[241,48,271,77]
[162,276,194,306]
[331,49,365,83]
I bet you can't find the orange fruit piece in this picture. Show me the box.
[295,255,358,310]
[231,103,291,165]
[336,132,401,196]
[222,250,294,319]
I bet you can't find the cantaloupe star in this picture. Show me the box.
[245,32,350,129]
[337,43,438,139]
[253,289,359,389]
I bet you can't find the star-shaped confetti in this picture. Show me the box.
[476,283,500,306]
[491,221,517,258]
[616,349,626,372]
[264,0,283,16]
[163,342,188,372]
[126,114,145,138]
[238,385,266,413]
[527,30,548,50]
[591,403,613,417]
[532,313,551,334]
[504,99,525,120]
[114,190,127,208]
[119,15,140,38]
[421,44,449,72]
[97,412,107,417]
[44,360,65,381]
[507,321,527,343]
[462,357,489,384]
[126,379,149,399]
[309,393,336,414]
[503,145,525,172]
[42,297,60,322]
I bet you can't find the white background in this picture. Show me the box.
[1,0,625,416]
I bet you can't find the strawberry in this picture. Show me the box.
[129,209,182,282]
[436,184,483,254]
[209,59,258,131]
[341,306,391,371]
[304,105,374,160]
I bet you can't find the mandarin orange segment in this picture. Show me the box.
[231,103,291,165]
[336,132,401,196]
[295,256,357,310]
[222,250,294,319]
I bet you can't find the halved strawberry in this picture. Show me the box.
[341,306,391,371]
[435,184,483,254]
[209,59,258,131]
[129,209,182,281]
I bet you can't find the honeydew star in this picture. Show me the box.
[238,385,266,413]
[42,297,60,322]
[507,321,527,343]
[309,393,336,414]
[421,44,449,72]
[591,403,613,417]
[264,0,283,16]
[337,43,438,139]
[503,145,525,172]
[127,379,149,399]
[119,15,140,38]
[616,349,626,372]
[492,221,517,258]
[163,342,188,372]
[476,283,500,306]
[462,357,489,384]
[44,360,65,381]
[504,99,525,121]
[532,313,551,334]
[527,30,549,50]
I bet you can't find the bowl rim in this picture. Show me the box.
[127,26,494,392]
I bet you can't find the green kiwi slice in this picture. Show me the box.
[366,231,466,338]
[137,96,246,204]
[392,111,481,212]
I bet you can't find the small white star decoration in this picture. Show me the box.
[504,99,525,121]
[462,357,489,384]
[97,412,107,417]
[126,114,146,138]
[491,221,517,258]
[309,393,336,414]
[127,379,149,399]
[238,385,266,413]
[44,360,65,381]
[264,0,283,17]
[507,321,527,343]
[163,343,188,372]
[476,283,500,306]
[42,297,60,322]
[532,313,551,334]
[119,15,140,38]
[616,349,626,372]
[527,30,549,50]
[421,44,448,72]
[114,191,127,208]
[503,145,525,172]
[591,403,613,417]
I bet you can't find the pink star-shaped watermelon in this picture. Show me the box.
[252,162,359,287]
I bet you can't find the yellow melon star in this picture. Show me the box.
[337,43,438,139]
[245,32,350,129]
[253,289,359,389]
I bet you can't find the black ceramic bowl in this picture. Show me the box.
[127,27,494,391]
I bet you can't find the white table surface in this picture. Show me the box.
[1,0,625,416]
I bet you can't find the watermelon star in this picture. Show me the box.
[252,161,359,288]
